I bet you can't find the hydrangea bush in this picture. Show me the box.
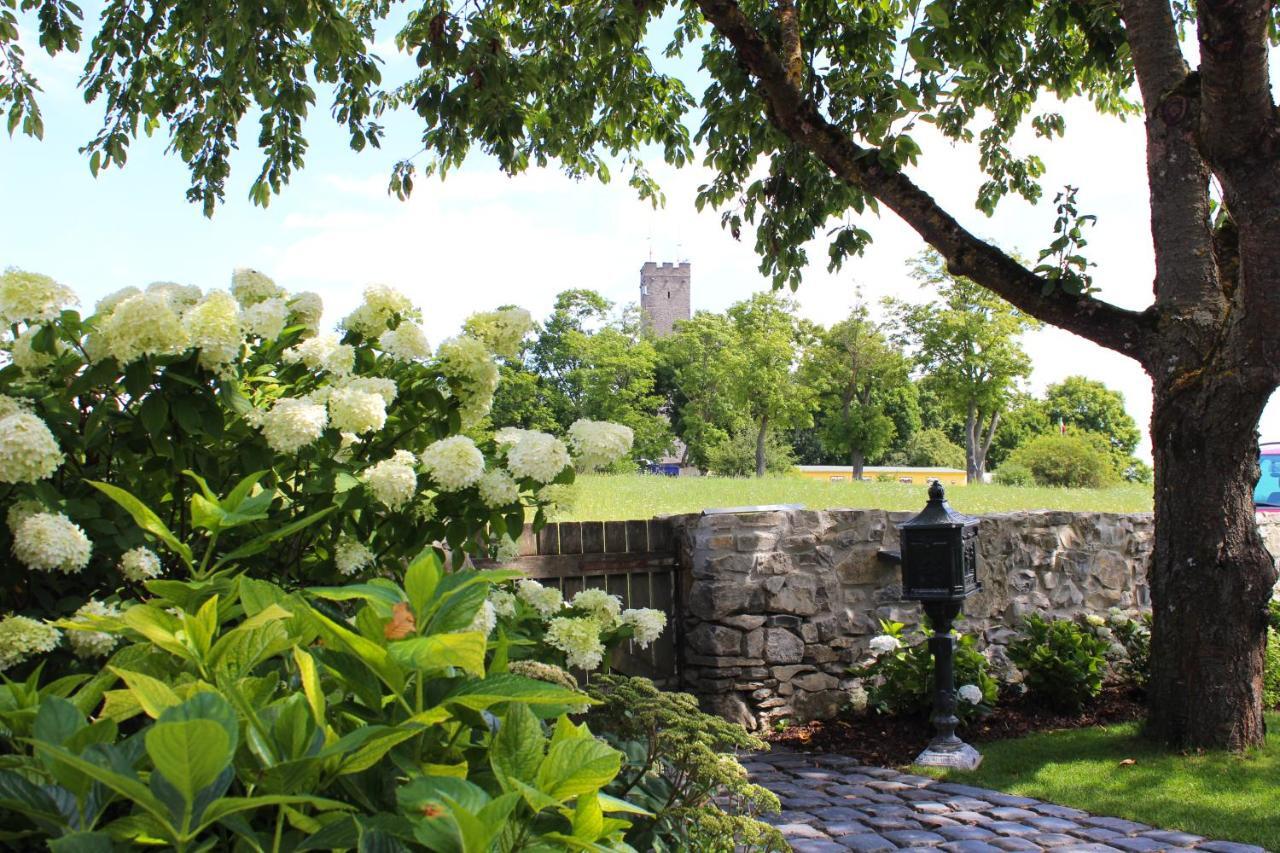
[0,267,634,675]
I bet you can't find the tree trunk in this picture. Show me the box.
[850,448,865,481]
[1147,377,1278,750]
[964,403,980,484]
[755,415,768,478]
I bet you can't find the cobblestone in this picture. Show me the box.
[747,750,1261,852]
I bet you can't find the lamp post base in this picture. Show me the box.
[915,740,983,771]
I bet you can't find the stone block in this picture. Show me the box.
[722,614,767,630]
[765,627,804,663]
[772,664,818,680]
[744,628,765,658]
[689,623,743,656]
[792,671,839,692]
[737,531,780,551]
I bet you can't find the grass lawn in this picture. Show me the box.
[926,714,1280,849]
[552,474,1153,521]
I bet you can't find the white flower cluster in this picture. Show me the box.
[67,599,120,659]
[335,538,375,576]
[420,436,485,491]
[12,512,92,573]
[488,588,517,619]
[571,588,622,623]
[465,308,534,360]
[436,335,499,425]
[118,546,162,582]
[567,419,634,470]
[379,322,431,361]
[0,411,62,483]
[363,451,418,510]
[11,326,64,372]
[240,297,289,341]
[260,397,329,453]
[283,334,355,376]
[0,269,77,325]
[505,430,571,483]
[467,600,497,638]
[0,614,61,671]
[492,534,521,563]
[183,290,244,371]
[477,469,519,508]
[957,683,984,705]
[516,579,564,617]
[342,285,415,337]
[328,385,387,434]
[97,290,190,364]
[620,608,667,648]
[231,268,285,306]
[847,681,870,713]
[545,615,606,670]
[868,634,901,656]
[286,291,324,334]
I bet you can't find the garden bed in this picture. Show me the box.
[766,683,1147,767]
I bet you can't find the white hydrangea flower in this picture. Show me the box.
[261,397,329,453]
[505,431,571,483]
[334,431,361,463]
[0,412,63,483]
[231,268,285,306]
[477,469,520,508]
[1108,641,1128,658]
[240,296,289,341]
[6,499,44,534]
[957,683,984,705]
[184,290,244,371]
[489,588,517,619]
[545,616,606,671]
[567,420,634,470]
[516,579,563,617]
[436,336,499,424]
[0,394,30,419]
[13,512,92,573]
[67,600,121,659]
[362,453,418,510]
[571,588,622,625]
[118,546,162,582]
[495,427,534,448]
[467,600,497,638]
[98,291,190,363]
[0,269,77,325]
[847,682,870,713]
[286,291,324,333]
[1107,607,1129,627]
[342,376,398,406]
[1085,614,1106,628]
[342,285,415,337]
[328,386,387,435]
[335,538,375,576]
[11,326,62,372]
[146,282,203,313]
[94,286,141,317]
[465,307,534,360]
[283,333,354,376]
[620,608,667,648]
[0,614,61,671]
[868,634,901,656]
[378,322,431,361]
[419,436,485,491]
[493,535,520,563]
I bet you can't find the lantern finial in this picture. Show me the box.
[928,479,945,502]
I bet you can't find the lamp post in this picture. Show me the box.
[897,481,982,770]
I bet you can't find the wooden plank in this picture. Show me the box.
[561,574,585,601]
[647,519,673,554]
[648,570,676,678]
[558,522,583,555]
[517,524,538,556]
[501,553,676,578]
[604,521,627,553]
[581,521,605,555]
[624,520,649,553]
[537,524,559,556]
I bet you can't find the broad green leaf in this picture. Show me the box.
[444,674,591,711]
[189,493,226,532]
[110,668,180,718]
[221,470,269,512]
[0,769,64,827]
[213,506,338,569]
[196,794,354,834]
[86,480,193,567]
[535,737,621,802]
[490,702,544,786]
[388,633,486,676]
[99,689,144,723]
[571,791,604,841]
[305,607,404,693]
[33,695,84,746]
[30,743,174,836]
[597,792,653,815]
[307,582,405,609]
[292,646,325,724]
[146,719,231,804]
[335,728,421,776]
[207,621,291,679]
[157,692,241,754]
[403,549,442,618]
[49,831,114,852]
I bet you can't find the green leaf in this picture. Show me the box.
[404,549,442,620]
[571,791,604,841]
[49,831,114,852]
[33,695,84,746]
[596,792,652,815]
[222,470,270,511]
[388,633,487,676]
[490,702,544,787]
[110,668,181,718]
[535,736,621,802]
[292,646,325,725]
[196,794,354,834]
[86,480,193,568]
[305,606,404,693]
[146,719,232,804]
[308,582,405,609]
[444,674,591,712]
[29,742,174,837]
[212,506,337,569]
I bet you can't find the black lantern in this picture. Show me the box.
[897,481,982,770]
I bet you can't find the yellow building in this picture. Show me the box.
[794,465,968,486]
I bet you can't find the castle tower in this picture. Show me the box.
[640,261,691,337]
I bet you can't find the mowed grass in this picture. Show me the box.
[551,473,1153,521]
[925,715,1280,850]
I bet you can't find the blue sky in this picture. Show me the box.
[4,7,1279,462]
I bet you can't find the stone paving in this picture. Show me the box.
[743,751,1267,853]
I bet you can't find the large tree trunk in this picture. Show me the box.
[850,448,865,481]
[1147,378,1277,749]
[755,415,768,478]
[963,403,981,484]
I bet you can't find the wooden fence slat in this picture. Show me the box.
[558,522,583,555]
[604,521,627,553]
[537,524,559,556]
[624,520,649,553]
[581,522,605,554]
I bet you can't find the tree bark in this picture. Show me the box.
[850,448,864,481]
[755,414,768,478]
[964,402,980,484]
[1147,376,1278,749]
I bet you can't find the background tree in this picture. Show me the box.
[803,308,912,479]
[567,326,672,464]
[987,392,1052,470]
[888,253,1039,483]
[887,428,967,471]
[1043,376,1146,481]
[657,311,744,469]
[9,0,1279,749]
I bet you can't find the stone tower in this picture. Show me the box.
[640,261,691,337]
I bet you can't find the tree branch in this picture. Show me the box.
[695,0,1156,362]
[774,0,803,89]
[1197,0,1276,170]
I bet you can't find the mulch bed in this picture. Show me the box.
[765,684,1147,767]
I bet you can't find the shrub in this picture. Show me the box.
[850,620,998,724]
[704,425,795,476]
[586,676,785,852]
[887,428,966,469]
[993,462,1034,487]
[1266,628,1280,709]
[1004,434,1118,488]
[1107,609,1152,691]
[1008,613,1110,711]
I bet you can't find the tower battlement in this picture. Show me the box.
[640,261,691,337]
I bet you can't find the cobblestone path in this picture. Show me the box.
[744,751,1266,853]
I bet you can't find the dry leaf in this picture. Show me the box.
[1118,758,1136,766]
[385,602,416,640]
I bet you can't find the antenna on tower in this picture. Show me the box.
[676,241,685,263]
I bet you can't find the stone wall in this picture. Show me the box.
[673,508,1280,730]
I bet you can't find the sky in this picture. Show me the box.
[3,9,1279,464]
